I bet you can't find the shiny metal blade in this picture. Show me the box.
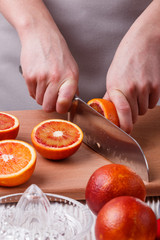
[68,96,149,182]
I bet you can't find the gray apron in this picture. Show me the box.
[0,0,152,110]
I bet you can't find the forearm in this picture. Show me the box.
[129,0,160,43]
[105,0,160,133]
[0,0,60,42]
[141,0,160,26]
[0,0,79,114]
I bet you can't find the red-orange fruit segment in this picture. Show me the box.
[31,119,83,160]
[0,140,36,187]
[0,112,19,140]
[87,98,119,126]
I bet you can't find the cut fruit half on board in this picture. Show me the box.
[0,140,36,187]
[0,112,19,140]
[31,119,83,160]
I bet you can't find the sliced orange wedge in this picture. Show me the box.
[0,140,36,187]
[0,112,19,140]
[31,119,83,160]
[87,98,119,126]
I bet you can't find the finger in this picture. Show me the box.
[103,92,110,101]
[120,85,138,124]
[56,78,78,114]
[149,87,160,109]
[106,81,138,124]
[42,82,58,112]
[127,97,138,124]
[24,75,37,99]
[137,88,149,115]
[21,65,37,99]
[35,77,47,105]
[138,99,148,116]
[107,89,133,134]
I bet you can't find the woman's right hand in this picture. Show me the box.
[0,0,79,113]
[19,6,79,113]
[104,0,160,134]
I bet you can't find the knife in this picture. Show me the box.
[68,96,149,182]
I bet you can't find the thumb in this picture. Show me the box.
[103,91,110,101]
[106,89,133,134]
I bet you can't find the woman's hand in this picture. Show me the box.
[104,0,160,133]
[20,18,79,113]
[0,0,79,113]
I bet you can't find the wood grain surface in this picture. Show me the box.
[0,107,160,199]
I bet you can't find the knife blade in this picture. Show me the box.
[68,96,149,182]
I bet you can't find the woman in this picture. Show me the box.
[0,0,159,133]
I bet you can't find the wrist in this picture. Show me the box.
[15,1,53,41]
[0,0,58,42]
[135,0,160,40]
[124,0,160,51]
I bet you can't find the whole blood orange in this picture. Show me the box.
[156,219,160,240]
[95,196,157,240]
[31,119,83,160]
[85,164,146,215]
[87,98,119,126]
[0,140,36,187]
[0,112,19,140]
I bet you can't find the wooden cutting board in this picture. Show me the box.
[0,108,160,200]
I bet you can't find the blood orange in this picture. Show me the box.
[87,98,119,126]
[31,119,83,160]
[156,219,160,239]
[85,164,146,215]
[95,196,157,240]
[0,112,19,140]
[0,140,36,187]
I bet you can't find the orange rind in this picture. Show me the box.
[0,140,36,187]
[87,98,119,126]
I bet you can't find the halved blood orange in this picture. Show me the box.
[0,140,36,187]
[0,112,19,140]
[87,98,119,126]
[31,119,83,160]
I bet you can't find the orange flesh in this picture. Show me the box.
[0,142,32,175]
[35,121,81,148]
[0,114,15,130]
[89,103,104,116]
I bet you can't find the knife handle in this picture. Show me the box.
[19,65,23,74]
